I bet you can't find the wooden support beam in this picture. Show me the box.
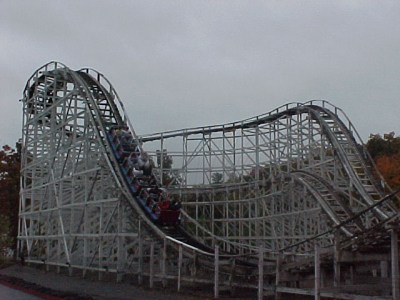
[138,237,143,285]
[116,204,123,283]
[178,244,182,292]
[314,243,320,300]
[57,241,61,274]
[333,232,341,287]
[258,247,263,300]
[192,251,197,276]
[275,253,281,300]
[214,245,219,299]
[349,265,354,285]
[162,238,167,288]
[381,260,388,278]
[149,242,154,289]
[391,229,399,300]
[228,258,235,295]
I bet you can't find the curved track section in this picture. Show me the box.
[140,101,399,253]
[18,62,399,288]
[18,62,215,276]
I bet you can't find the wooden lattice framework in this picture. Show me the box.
[17,62,400,299]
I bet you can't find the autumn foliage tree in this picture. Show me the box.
[0,143,21,253]
[156,149,182,186]
[366,132,400,190]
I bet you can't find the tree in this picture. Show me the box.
[366,132,400,190]
[211,172,223,184]
[0,142,21,253]
[375,154,400,189]
[0,216,13,261]
[156,149,182,186]
[367,132,400,158]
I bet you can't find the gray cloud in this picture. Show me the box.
[1,0,399,147]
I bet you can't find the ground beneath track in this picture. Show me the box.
[0,263,221,300]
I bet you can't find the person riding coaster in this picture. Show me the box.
[108,125,180,225]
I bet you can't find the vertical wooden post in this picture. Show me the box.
[258,247,264,300]
[214,245,219,299]
[82,233,87,278]
[178,244,183,292]
[391,229,399,300]
[228,258,235,295]
[349,265,354,285]
[46,240,50,272]
[192,251,197,276]
[82,207,88,278]
[149,241,154,289]
[333,232,341,287]
[138,220,143,285]
[116,204,123,283]
[162,238,167,288]
[381,261,388,278]
[314,243,320,300]
[275,253,281,300]
[57,240,61,274]
[98,205,103,281]
[116,237,123,282]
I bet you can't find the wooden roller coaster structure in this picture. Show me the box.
[18,62,400,299]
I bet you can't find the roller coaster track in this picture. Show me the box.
[140,102,399,251]
[18,62,400,298]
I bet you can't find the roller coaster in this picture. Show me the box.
[18,62,400,299]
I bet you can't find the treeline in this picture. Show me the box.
[0,143,20,257]
[366,132,400,190]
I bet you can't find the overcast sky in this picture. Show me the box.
[1,1,399,147]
